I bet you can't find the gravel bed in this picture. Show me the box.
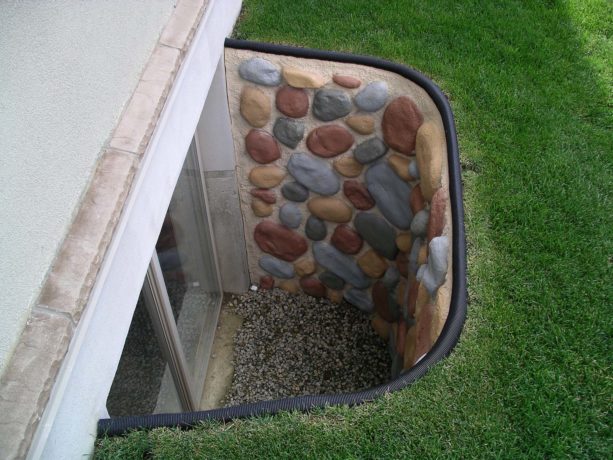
[223,288,391,406]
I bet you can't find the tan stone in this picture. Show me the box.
[418,243,428,265]
[415,282,430,317]
[327,289,344,304]
[371,314,391,341]
[251,198,273,217]
[345,115,375,135]
[403,325,417,369]
[278,279,299,294]
[415,122,444,201]
[433,281,451,341]
[333,156,363,178]
[307,197,352,223]
[357,249,387,278]
[248,166,285,188]
[240,86,271,128]
[294,258,316,277]
[388,154,411,181]
[396,278,408,307]
[396,233,412,253]
[283,66,326,88]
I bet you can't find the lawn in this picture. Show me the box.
[96,1,612,458]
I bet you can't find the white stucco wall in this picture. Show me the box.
[0,0,177,373]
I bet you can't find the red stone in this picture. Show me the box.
[332,74,361,88]
[406,280,419,318]
[343,180,375,210]
[306,125,354,158]
[409,184,425,215]
[372,281,395,322]
[260,275,274,290]
[331,224,363,255]
[299,277,327,298]
[396,251,409,278]
[414,303,435,361]
[276,85,309,118]
[382,96,423,155]
[427,187,446,241]
[254,220,308,262]
[250,188,276,204]
[396,319,408,356]
[245,129,281,164]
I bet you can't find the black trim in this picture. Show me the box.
[97,39,467,437]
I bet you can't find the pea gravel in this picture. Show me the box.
[223,288,391,406]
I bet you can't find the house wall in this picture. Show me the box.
[0,0,176,373]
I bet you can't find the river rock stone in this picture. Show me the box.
[250,188,276,204]
[396,319,408,356]
[354,212,398,260]
[372,281,395,322]
[388,154,411,181]
[358,249,388,278]
[240,87,271,128]
[382,266,401,290]
[354,81,388,112]
[259,275,274,290]
[306,125,354,157]
[409,237,424,275]
[279,279,300,294]
[382,96,423,154]
[299,277,327,298]
[353,137,388,164]
[372,314,391,340]
[427,187,447,241]
[249,166,285,188]
[416,122,444,201]
[259,255,295,278]
[273,117,304,148]
[343,180,375,210]
[403,325,417,369]
[312,242,370,289]
[319,271,345,290]
[333,74,361,88]
[416,283,430,316]
[417,236,449,296]
[254,220,308,261]
[245,129,281,164]
[365,162,413,229]
[279,203,302,229]
[287,153,340,196]
[396,251,409,278]
[305,215,327,241]
[283,66,326,88]
[327,289,344,304]
[414,302,435,362]
[411,209,430,237]
[294,258,316,277]
[239,58,281,86]
[307,197,352,223]
[331,224,363,255]
[344,288,374,313]
[276,86,309,118]
[345,115,375,134]
[333,156,363,177]
[396,233,412,253]
[409,159,420,180]
[410,184,426,214]
[312,89,352,121]
[251,198,272,217]
[281,181,309,202]
[407,280,419,318]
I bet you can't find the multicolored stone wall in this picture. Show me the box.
[225,48,453,374]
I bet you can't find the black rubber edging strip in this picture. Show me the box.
[97,39,467,438]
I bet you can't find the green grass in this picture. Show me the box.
[96,1,612,458]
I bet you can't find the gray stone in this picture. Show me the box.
[259,255,295,279]
[417,236,449,296]
[354,212,398,260]
[319,271,345,290]
[410,209,430,237]
[273,117,305,148]
[312,89,352,121]
[354,81,388,112]
[238,57,281,86]
[409,237,424,275]
[344,288,374,313]
[305,215,327,241]
[365,162,413,229]
[353,137,388,164]
[281,181,309,202]
[409,159,420,179]
[312,242,371,289]
[381,266,400,290]
[279,203,302,229]
[287,152,340,196]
